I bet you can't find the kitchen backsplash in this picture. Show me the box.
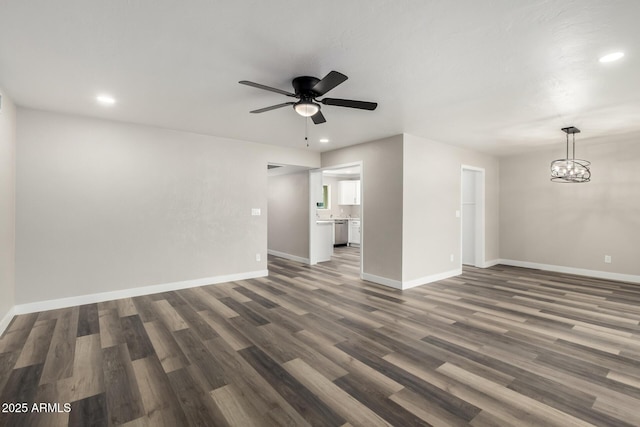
[317,204,360,219]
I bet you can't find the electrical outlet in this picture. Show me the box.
[256,253,261,262]
[604,255,612,264]
[251,208,261,216]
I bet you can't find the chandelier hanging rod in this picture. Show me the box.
[550,126,591,183]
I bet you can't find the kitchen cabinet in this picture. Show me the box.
[349,219,361,246]
[314,221,334,262]
[338,180,360,205]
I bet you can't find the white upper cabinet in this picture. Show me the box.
[338,180,360,205]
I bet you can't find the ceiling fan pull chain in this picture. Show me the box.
[305,116,309,147]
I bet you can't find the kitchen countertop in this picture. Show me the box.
[317,217,360,221]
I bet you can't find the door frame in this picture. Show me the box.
[309,161,364,278]
[460,165,485,268]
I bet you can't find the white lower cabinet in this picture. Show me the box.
[348,219,361,245]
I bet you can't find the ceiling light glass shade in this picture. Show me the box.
[294,101,320,117]
[599,52,624,63]
[96,94,116,105]
[550,127,591,183]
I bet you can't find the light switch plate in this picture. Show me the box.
[251,208,261,216]
[455,210,460,218]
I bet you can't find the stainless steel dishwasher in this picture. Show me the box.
[334,220,348,246]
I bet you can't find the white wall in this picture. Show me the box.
[0,89,16,329]
[322,135,404,283]
[15,108,320,306]
[402,134,500,284]
[268,171,310,261]
[321,133,499,289]
[500,138,640,279]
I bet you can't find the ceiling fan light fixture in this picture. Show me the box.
[239,71,376,125]
[599,51,624,63]
[96,94,116,105]
[294,100,320,117]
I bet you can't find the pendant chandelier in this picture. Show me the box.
[550,126,591,183]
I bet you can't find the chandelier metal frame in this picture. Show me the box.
[550,126,591,183]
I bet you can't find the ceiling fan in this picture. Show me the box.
[239,71,377,124]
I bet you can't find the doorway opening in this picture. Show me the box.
[309,162,363,278]
[461,166,485,267]
[267,163,313,265]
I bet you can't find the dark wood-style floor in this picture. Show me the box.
[1,247,640,426]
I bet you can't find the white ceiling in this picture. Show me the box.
[1,1,639,155]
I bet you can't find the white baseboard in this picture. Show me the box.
[498,259,640,284]
[362,273,403,290]
[483,259,501,268]
[13,269,269,315]
[267,249,310,265]
[362,269,463,290]
[402,268,462,290]
[0,306,16,337]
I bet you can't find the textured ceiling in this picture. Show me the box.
[1,0,638,155]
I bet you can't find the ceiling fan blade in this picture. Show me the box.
[250,102,295,113]
[321,98,378,110]
[311,110,326,124]
[312,71,348,96]
[239,80,296,97]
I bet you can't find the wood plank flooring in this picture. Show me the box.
[1,247,640,426]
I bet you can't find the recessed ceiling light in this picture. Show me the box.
[319,138,330,143]
[96,94,116,105]
[599,52,624,63]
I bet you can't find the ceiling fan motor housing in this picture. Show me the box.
[292,76,321,97]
